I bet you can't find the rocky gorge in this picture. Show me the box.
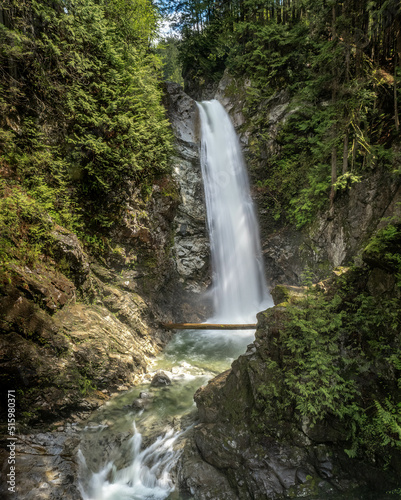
[176,75,401,499]
[0,81,208,499]
[1,73,401,500]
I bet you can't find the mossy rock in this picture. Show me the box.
[271,284,307,306]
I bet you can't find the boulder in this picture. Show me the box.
[150,371,172,387]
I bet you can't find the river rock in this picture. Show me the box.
[139,391,155,399]
[179,434,239,500]
[150,371,172,387]
[0,173,182,431]
[130,398,150,410]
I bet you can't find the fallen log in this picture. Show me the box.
[162,323,257,330]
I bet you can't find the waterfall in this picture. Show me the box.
[78,423,183,500]
[197,100,271,322]
[77,99,271,500]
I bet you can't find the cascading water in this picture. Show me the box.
[78,423,182,500]
[197,100,270,322]
[77,100,272,500]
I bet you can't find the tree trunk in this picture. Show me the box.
[342,128,349,174]
[162,323,258,330]
[395,52,399,132]
[329,4,338,217]
[395,19,401,132]
[330,140,337,216]
[351,137,357,170]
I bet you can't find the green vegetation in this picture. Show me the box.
[0,0,173,271]
[156,36,184,84]
[161,5,400,470]
[257,220,401,463]
[164,0,400,225]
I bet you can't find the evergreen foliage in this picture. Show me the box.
[164,0,401,224]
[155,36,184,84]
[258,220,401,463]
[0,0,173,265]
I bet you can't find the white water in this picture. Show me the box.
[78,100,272,500]
[197,100,271,322]
[78,423,182,500]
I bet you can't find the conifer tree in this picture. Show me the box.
[0,0,173,234]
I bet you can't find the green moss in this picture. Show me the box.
[363,219,401,279]
[160,184,180,202]
[288,475,319,498]
[271,284,291,304]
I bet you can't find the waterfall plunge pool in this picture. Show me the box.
[75,99,395,500]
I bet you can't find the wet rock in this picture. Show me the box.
[139,391,155,399]
[130,398,150,410]
[150,371,172,387]
[163,83,210,298]
[180,454,238,500]
[0,427,82,500]
[161,83,212,328]
[178,426,239,500]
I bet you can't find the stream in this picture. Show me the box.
[77,329,256,500]
[77,100,272,499]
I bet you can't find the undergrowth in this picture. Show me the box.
[257,219,401,463]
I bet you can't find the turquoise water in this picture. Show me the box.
[77,328,254,500]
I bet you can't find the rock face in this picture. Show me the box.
[0,221,173,428]
[183,303,400,499]
[0,424,82,500]
[178,73,401,499]
[209,70,401,288]
[258,170,401,287]
[163,83,211,318]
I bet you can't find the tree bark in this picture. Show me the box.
[395,52,399,132]
[329,3,338,216]
[395,19,401,132]
[342,128,349,174]
[330,140,337,216]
